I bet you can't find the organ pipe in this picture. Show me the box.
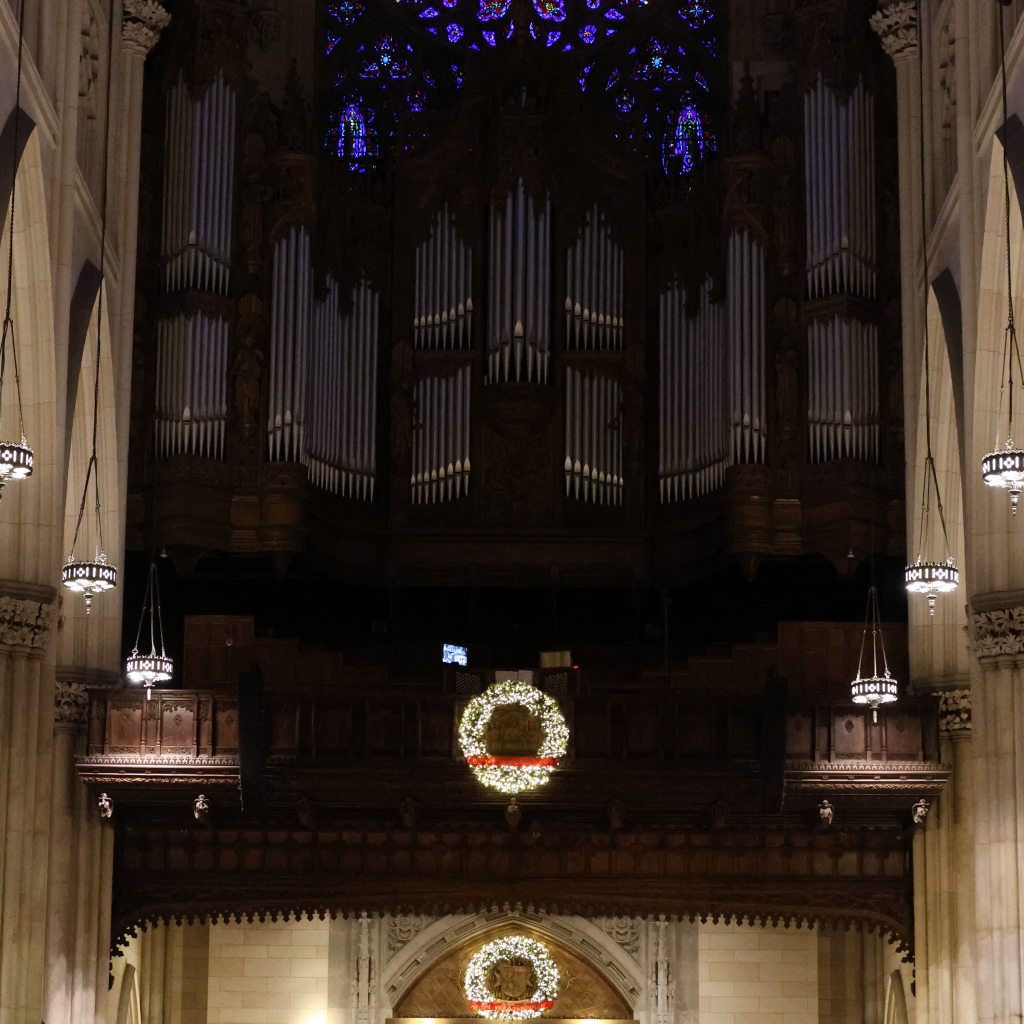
[268,225,312,463]
[412,367,471,504]
[565,204,623,351]
[807,316,879,463]
[414,205,473,350]
[727,227,766,464]
[153,313,229,459]
[161,70,237,296]
[306,276,379,500]
[563,369,623,504]
[803,72,876,300]
[658,278,729,502]
[486,179,551,384]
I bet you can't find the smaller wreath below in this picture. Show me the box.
[458,680,569,795]
[465,936,560,1020]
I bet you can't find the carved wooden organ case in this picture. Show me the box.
[127,0,905,586]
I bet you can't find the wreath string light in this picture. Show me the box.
[459,680,569,794]
[465,936,560,1019]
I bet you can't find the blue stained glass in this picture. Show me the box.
[546,28,560,44]
[408,89,426,111]
[665,105,703,172]
[451,63,464,85]
[505,18,514,35]
[604,8,623,18]
[703,38,715,56]
[694,70,707,90]
[529,20,538,37]
[605,27,615,33]
[579,63,593,89]
[469,41,479,48]
[447,21,463,41]
[427,26,437,32]
[562,41,572,49]
[361,34,411,79]
[585,0,600,7]
[326,99,376,171]
[424,68,436,85]
[615,91,634,112]
[533,0,566,21]
[477,0,511,20]
[443,0,457,6]
[327,31,343,54]
[419,6,439,15]
[606,68,619,88]
[678,0,712,28]
[580,23,596,42]
[482,28,496,43]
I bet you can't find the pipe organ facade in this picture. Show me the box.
[161,71,237,296]
[565,204,623,351]
[564,368,623,504]
[412,368,471,504]
[306,277,380,499]
[658,278,729,503]
[486,180,551,385]
[154,313,229,459]
[726,227,766,465]
[803,73,876,301]
[414,206,473,350]
[268,224,313,464]
[807,317,879,463]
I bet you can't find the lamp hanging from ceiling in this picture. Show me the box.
[905,23,958,612]
[983,2,1024,512]
[62,0,117,612]
[851,584,897,721]
[0,0,35,501]
[126,556,173,698]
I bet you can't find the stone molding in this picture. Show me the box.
[0,596,56,650]
[869,2,918,61]
[122,0,170,55]
[937,689,971,733]
[54,681,90,725]
[970,604,1024,660]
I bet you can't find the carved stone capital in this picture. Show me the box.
[0,596,56,650]
[869,2,918,62]
[122,0,170,55]
[937,688,971,733]
[970,605,1024,661]
[54,681,90,726]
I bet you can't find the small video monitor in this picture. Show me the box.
[442,643,468,666]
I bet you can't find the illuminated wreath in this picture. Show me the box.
[459,680,569,794]
[464,936,560,1019]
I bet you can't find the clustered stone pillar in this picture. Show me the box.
[0,591,57,1024]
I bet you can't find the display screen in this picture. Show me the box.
[442,643,468,666]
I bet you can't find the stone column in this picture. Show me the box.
[969,610,1024,1024]
[0,592,56,1024]
[870,2,923,543]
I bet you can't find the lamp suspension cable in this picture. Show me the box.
[905,15,959,613]
[0,0,35,499]
[61,0,118,612]
[983,1,1024,512]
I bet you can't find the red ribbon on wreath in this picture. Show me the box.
[465,756,560,767]
[469,1002,555,1012]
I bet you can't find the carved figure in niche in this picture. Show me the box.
[485,704,544,757]
[233,297,264,438]
[487,960,537,1002]
[775,343,799,439]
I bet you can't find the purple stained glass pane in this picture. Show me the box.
[447,21,464,41]
[562,41,572,49]
[505,18,514,36]
[585,0,600,8]
[408,89,426,111]
[546,28,560,45]
[419,6,439,15]
[606,68,619,89]
[361,34,411,79]
[615,91,634,112]
[604,7,623,17]
[580,23,596,42]
[326,99,376,170]
[605,27,615,33]
[665,105,703,172]
[451,63,464,85]
[579,63,593,89]
[478,0,511,20]
[482,28,497,43]
[678,0,712,29]
[529,20,538,37]
[427,26,437,32]
[533,0,566,21]
[694,70,708,90]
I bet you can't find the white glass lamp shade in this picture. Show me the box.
[851,672,899,708]
[62,554,117,613]
[126,651,174,686]
[0,438,33,482]
[983,444,1024,513]
[905,558,959,615]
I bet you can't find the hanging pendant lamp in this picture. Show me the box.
[126,557,173,698]
[905,31,959,611]
[983,3,1024,512]
[62,0,117,612]
[851,585,897,721]
[0,0,35,502]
